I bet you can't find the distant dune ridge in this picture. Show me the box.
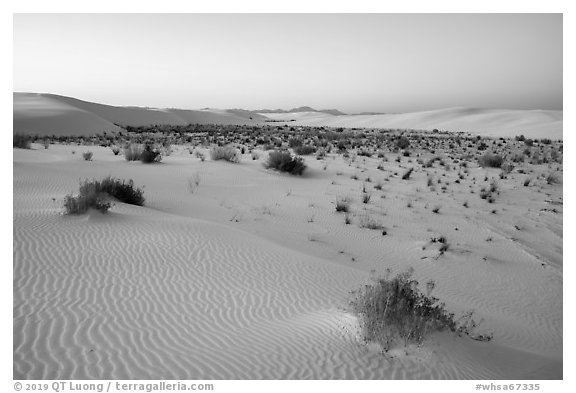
[13,92,562,139]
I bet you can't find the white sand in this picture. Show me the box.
[261,108,562,140]
[13,142,562,379]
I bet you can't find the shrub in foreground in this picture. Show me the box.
[64,177,145,214]
[264,151,306,175]
[13,133,31,149]
[350,269,491,352]
[210,145,241,163]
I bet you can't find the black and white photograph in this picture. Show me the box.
[10,5,568,386]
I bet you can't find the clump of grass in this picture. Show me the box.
[350,269,469,351]
[124,144,144,161]
[64,177,145,214]
[210,145,241,163]
[402,167,414,180]
[264,150,306,175]
[82,151,93,161]
[478,153,504,168]
[335,196,351,213]
[13,133,31,149]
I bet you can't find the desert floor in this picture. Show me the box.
[13,143,562,379]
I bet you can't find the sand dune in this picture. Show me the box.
[13,93,268,137]
[13,145,562,379]
[260,108,562,140]
[14,93,561,140]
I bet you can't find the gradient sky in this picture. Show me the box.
[13,13,562,113]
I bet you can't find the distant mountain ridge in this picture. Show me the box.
[256,106,347,116]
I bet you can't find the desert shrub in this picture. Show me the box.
[13,133,31,149]
[64,192,111,214]
[210,145,241,163]
[264,151,306,175]
[64,177,144,214]
[85,177,145,205]
[478,153,503,168]
[350,269,486,351]
[82,151,93,161]
[140,146,162,163]
[111,146,121,155]
[124,144,144,161]
[396,136,410,149]
[293,145,316,155]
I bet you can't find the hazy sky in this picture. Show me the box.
[13,13,562,113]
